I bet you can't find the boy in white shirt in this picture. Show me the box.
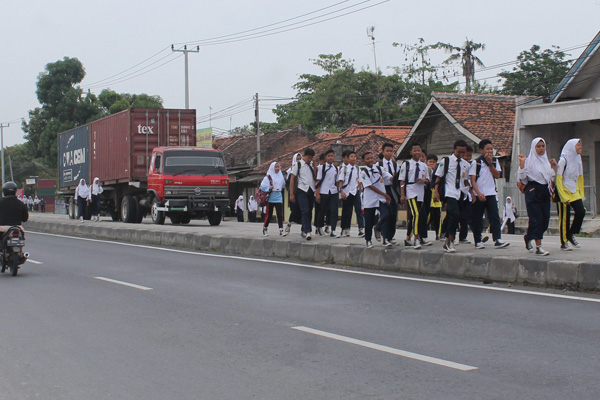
[338,150,365,237]
[359,152,393,248]
[315,149,340,238]
[399,143,430,249]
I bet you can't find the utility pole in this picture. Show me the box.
[0,122,9,187]
[367,27,384,129]
[254,93,261,165]
[171,44,199,109]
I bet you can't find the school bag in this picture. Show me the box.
[435,157,450,200]
[256,175,273,207]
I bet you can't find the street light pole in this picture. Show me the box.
[0,122,9,187]
[171,44,200,109]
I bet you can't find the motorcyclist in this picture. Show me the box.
[0,182,29,230]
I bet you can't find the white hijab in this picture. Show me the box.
[235,195,244,211]
[76,179,90,198]
[248,195,257,211]
[91,177,102,194]
[559,139,583,193]
[286,153,302,178]
[504,196,516,222]
[261,162,285,191]
[524,137,553,185]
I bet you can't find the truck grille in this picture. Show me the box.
[164,185,228,197]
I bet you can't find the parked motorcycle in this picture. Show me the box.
[1,226,29,276]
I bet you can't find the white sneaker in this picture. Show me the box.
[283,223,291,236]
[330,231,341,238]
[366,241,374,248]
[324,226,331,234]
[475,242,485,249]
[412,238,422,250]
[305,232,311,241]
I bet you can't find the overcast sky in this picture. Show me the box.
[2,0,599,147]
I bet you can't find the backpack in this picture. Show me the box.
[435,157,450,201]
[256,175,273,207]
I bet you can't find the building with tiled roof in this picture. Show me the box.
[397,92,527,160]
[337,124,412,144]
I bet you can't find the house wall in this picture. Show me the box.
[413,117,478,160]
[582,76,600,99]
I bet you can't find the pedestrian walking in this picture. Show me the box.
[399,143,430,249]
[40,197,46,213]
[338,150,365,238]
[426,155,443,240]
[458,146,476,244]
[501,196,517,234]
[261,162,286,236]
[89,177,103,221]
[74,179,90,222]
[518,137,557,256]
[555,138,585,251]
[289,148,316,240]
[470,139,509,249]
[247,195,258,222]
[234,195,245,222]
[434,140,471,253]
[360,152,394,248]
[285,153,303,235]
[375,143,399,243]
[315,149,340,238]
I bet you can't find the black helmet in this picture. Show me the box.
[2,182,18,197]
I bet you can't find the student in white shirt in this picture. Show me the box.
[289,148,316,240]
[359,152,393,248]
[399,143,430,249]
[375,143,399,243]
[89,177,104,221]
[74,179,90,222]
[434,140,471,253]
[338,150,365,238]
[247,195,258,222]
[470,139,509,249]
[315,149,340,238]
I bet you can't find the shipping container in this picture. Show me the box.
[58,125,90,189]
[89,108,196,184]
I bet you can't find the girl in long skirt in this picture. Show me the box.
[261,162,285,236]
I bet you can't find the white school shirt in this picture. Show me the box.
[435,154,470,201]
[291,160,316,193]
[360,166,392,208]
[339,164,360,196]
[399,159,427,201]
[317,163,338,195]
[380,158,397,186]
[469,157,501,197]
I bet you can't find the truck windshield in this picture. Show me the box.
[164,151,228,175]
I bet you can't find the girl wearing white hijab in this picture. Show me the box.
[247,195,258,222]
[518,137,557,256]
[74,179,90,222]
[285,153,303,236]
[501,196,517,234]
[89,177,104,221]
[261,162,286,235]
[234,195,245,222]
[555,138,585,250]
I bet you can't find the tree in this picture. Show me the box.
[273,53,410,132]
[498,45,572,97]
[434,39,486,93]
[98,89,163,114]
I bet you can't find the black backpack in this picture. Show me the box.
[435,157,450,201]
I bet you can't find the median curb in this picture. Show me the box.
[24,220,600,292]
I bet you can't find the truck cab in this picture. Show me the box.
[147,147,230,225]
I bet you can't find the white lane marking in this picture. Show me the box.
[27,259,42,264]
[94,277,153,291]
[30,231,600,304]
[292,326,478,371]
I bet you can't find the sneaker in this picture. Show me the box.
[404,239,413,247]
[569,235,581,248]
[330,231,341,238]
[382,239,393,247]
[420,238,432,246]
[412,238,422,250]
[443,241,456,253]
[494,240,510,249]
[475,242,485,249]
[482,236,489,243]
[262,227,268,236]
[535,246,550,256]
[459,239,470,244]
[284,223,291,236]
[358,230,365,238]
[324,226,331,234]
[316,228,324,236]
[279,229,283,236]
[524,235,533,252]
[560,243,572,251]
[306,232,312,241]
[345,229,351,237]
[301,231,307,238]
[374,226,382,241]
[389,238,398,245]
[366,241,374,248]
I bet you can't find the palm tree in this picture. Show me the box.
[435,39,485,93]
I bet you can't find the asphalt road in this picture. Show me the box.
[1,232,600,399]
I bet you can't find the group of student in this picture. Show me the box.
[17,194,46,212]
[255,136,585,255]
[74,178,104,222]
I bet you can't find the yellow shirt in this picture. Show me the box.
[556,174,584,203]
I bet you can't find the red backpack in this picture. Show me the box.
[255,175,273,207]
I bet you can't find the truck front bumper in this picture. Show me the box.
[156,197,230,213]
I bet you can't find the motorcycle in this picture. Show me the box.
[1,226,29,276]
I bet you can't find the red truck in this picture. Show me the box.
[58,108,229,225]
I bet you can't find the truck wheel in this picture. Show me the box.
[121,195,137,223]
[208,212,222,226]
[151,198,165,225]
[133,198,145,224]
[68,198,75,219]
[180,215,191,224]
[169,214,182,225]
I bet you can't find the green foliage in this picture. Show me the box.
[98,89,163,114]
[4,143,55,187]
[250,121,282,133]
[498,45,572,97]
